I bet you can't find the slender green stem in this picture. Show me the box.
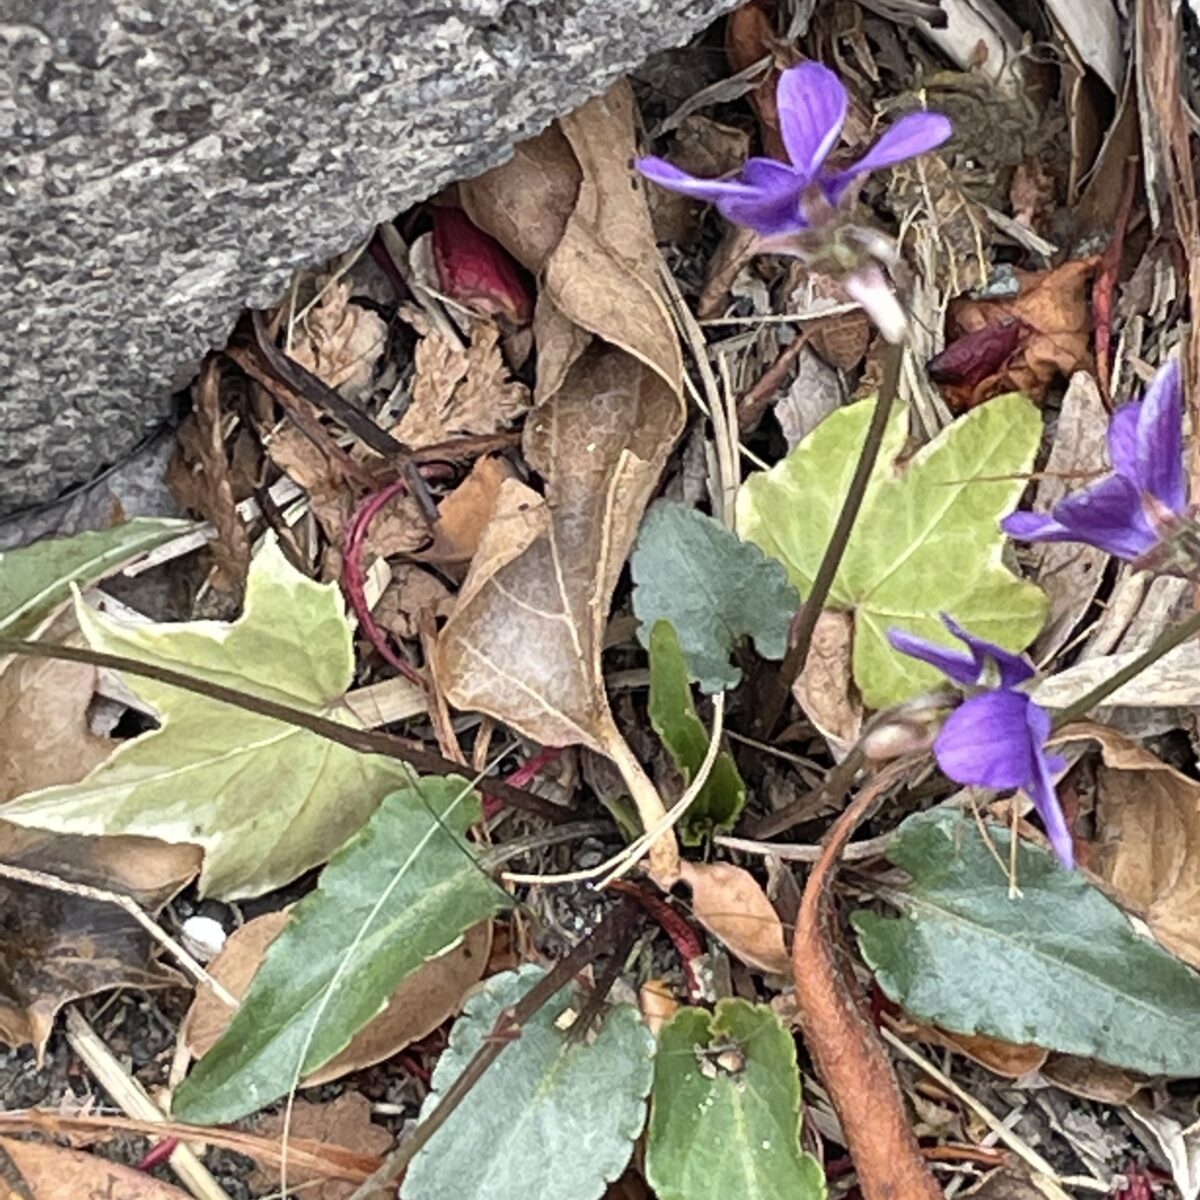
[1050,603,1200,727]
[0,636,566,823]
[756,343,904,736]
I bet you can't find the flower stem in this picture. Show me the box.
[1050,603,1200,727]
[756,342,903,735]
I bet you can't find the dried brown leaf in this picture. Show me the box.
[1070,723,1200,969]
[947,258,1098,406]
[374,564,453,643]
[0,654,112,804]
[459,125,582,274]
[398,318,530,449]
[250,1093,393,1200]
[679,860,790,974]
[903,1022,1047,1079]
[419,456,515,567]
[265,425,354,544]
[435,347,682,878]
[1041,1053,1145,1104]
[183,911,489,1085]
[290,281,388,401]
[547,81,683,395]
[792,610,862,759]
[0,1137,191,1199]
[0,824,195,1058]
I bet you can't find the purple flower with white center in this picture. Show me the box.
[1002,359,1186,562]
[888,616,1074,869]
[636,61,952,240]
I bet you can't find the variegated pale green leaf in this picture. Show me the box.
[4,536,413,898]
[737,395,1047,707]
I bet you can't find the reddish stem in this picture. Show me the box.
[342,478,426,687]
[1092,161,1138,404]
[135,1137,179,1172]
[609,880,705,1001]
[507,746,564,789]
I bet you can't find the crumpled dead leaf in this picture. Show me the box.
[374,564,452,643]
[184,910,489,1085]
[900,1021,1047,1078]
[397,315,530,449]
[1026,373,1109,659]
[436,81,684,882]
[944,258,1098,406]
[793,610,862,761]
[1041,1053,1145,1104]
[1067,722,1200,970]
[432,206,534,327]
[0,824,195,1058]
[289,281,388,401]
[250,1092,393,1200]
[1128,1106,1200,1200]
[1035,640,1200,712]
[679,860,790,974]
[419,456,515,567]
[0,1136,191,1199]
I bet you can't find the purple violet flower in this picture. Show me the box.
[1002,359,1186,561]
[888,616,1074,869]
[636,62,952,239]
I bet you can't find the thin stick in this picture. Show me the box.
[744,744,868,840]
[0,864,238,1008]
[757,342,904,734]
[64,1007,233,1200]
[346,900,639,1200]
[0,637,566,823]
[1050,605,1200,726]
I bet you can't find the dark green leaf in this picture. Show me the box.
[631,501,799,693]
[649,620,745,843]
[855,808,1200,1075]
[172,776,511,1124]
[646,999,825,1200]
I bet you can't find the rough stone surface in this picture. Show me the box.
[1,0,736,516]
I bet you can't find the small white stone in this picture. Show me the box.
[180,915,227,961]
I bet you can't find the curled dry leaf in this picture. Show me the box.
[1040,1053,1145,1104]
[945,258,1098,407]
[678,860,790,974]
[793,609,862,760]
[1066,722,1200,970]
[374,564,453,642]
[397,316,530,449]
[899,1021,1047,1078]
[289,281,388,401]
[419,456,515,567]
[184,910,491,1085]
[437,80,683,882]
[250,1093,393,1200]
[432,206,534,326]
[0,1137,191,1200]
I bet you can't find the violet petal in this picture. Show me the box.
[888,627,979,686]
[1051,474,1158,560]
[776,62,848,178]
[823,110,953,204]
[934,691,1038,790]
[1135,358,1186,514]
[1023,702,1074,868]
[939,614,1033,689]
[1001,510,1077,543]
[1107,402,1141,481]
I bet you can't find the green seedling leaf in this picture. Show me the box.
[855,808,1200,1075]
[737,395,1047,707]
[172,776,509,1124]
[631,501,799,693]
[646,999,825,1200]
[4,535,414,898]
[402,965,655,1200]
[0,519,191,637]
[648,620,745,843]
